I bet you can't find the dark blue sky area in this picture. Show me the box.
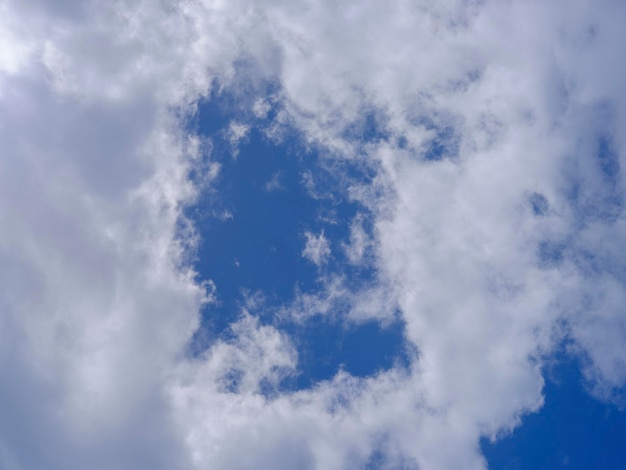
[188,96,407,387]
[482,356,626,470]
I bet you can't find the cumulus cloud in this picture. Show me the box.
[2,0,626,469]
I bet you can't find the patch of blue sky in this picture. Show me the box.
[529,192,549,216]
[536,127,623,271]
[565,106,623,224]
[341,108,392,145]
[282,316,409,390]
[597,135,620,182]
[482,354,626,470]
[400,110,462,161]
[186,91,407,388]
[364,449,414,470]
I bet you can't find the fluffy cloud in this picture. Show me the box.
[302,230,331,266]
[1,0,626,469]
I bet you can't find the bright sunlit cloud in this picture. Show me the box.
[1,0,626,469]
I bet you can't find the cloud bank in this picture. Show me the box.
[1,0,626,469]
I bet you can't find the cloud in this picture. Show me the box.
[343,215,371,265]
[253,97,272,119]
[0,1,210,468]
[2,0,626,469]
[226,121,250,157]
[302,230,332,266]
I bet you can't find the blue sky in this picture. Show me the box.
[1,1,626,469]
[483,356,626,469]
[190,94,409,389]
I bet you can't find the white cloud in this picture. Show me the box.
[343,215,370,265]
[302,230,331,266]
[253,97,271,119]
[226,121,250,157]
[2,0,626,469]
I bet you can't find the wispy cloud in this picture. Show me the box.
[265,171,284,192]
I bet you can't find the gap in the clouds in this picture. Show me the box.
[563,118,623,227]
[529,192,549,216]
[342,109,391,145]
[338,105,462,163]
[397,111,461,161]
[184,88,409,388]
[364,448,413,470]
[537,240,566,268]
[282,315,411,390]
[537,128,624,272]
[597,135,619,181]
[481,353,626,470]
[422,118,459,161]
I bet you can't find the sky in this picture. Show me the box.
[1,1,626,469]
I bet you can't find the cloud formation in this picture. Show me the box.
[302,230,331,266]
[1,0,626,469]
